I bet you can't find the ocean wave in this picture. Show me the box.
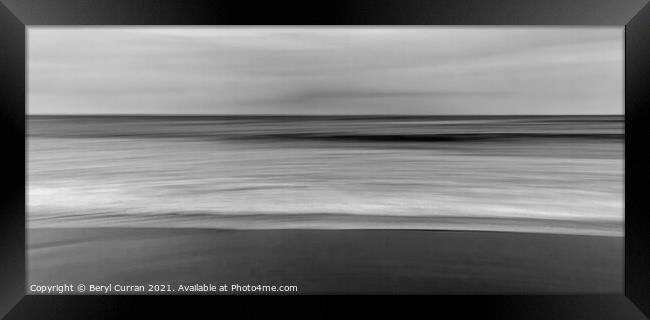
[27,115,624,235]
[28,131,623,143]
[27,211,623,236]
[230,133,623,143]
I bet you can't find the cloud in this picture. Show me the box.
[28,27,622,115]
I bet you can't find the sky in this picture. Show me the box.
[28,27,623,115]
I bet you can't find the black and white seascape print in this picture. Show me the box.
[27,28,623,294]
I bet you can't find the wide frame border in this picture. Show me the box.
[1,0,649,318]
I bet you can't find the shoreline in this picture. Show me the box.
[28,228,623,294]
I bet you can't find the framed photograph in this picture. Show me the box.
[0,0,648,318]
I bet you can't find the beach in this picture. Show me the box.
[27,115,624,293]
[26,27,625,296]
[28,228,623,294]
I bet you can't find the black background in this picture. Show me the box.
[1,0,649,319]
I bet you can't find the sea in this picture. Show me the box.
[27,115,624,236]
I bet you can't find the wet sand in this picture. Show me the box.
[27,228,623,294]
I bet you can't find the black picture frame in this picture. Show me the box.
[1,0,649,318]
